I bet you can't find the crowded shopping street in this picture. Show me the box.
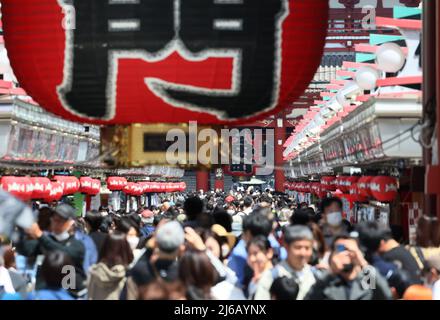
[1,0,440,305]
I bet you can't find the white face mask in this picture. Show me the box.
[227,209,235,215]
[52,231,70,242]
[327,211,343,227]
[127,236,139,251]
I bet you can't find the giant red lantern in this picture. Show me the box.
[30,177,51,200]
[370,176,398,203]
[107,177,128,191]
[2,0,328,125]
[357,176,374,198]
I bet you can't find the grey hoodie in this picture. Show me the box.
[87,263,127,300]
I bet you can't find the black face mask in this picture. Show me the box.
[342,263,354,273]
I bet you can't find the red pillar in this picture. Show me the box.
[196,168,210,192]
[437,1,440,220]
[274,117,286,192]
[214,179,224,191]
[422,0,436,218]
[425,1,440,219]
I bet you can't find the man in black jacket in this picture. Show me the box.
[16,204,86,298]
[306,235,392,300]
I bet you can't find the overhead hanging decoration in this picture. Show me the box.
[54,176,80,195]
[107,177,128,191]
[370,176,399,202]
[44,181,64,203]
[321,176,337,191]
[80,177,101,196]
[2,0,328,125]
[357,176,374,198]
[348,182,368,203]
[30,177,52,200]
[0,176,33,201]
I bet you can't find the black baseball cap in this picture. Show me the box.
[54,204,76,220]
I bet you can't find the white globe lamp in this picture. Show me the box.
[355,66,379,91]
[376,42,406,73]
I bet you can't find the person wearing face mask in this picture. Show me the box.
[114,216,143,259]
[16,204,87,298]
[306,235,392,300]
[319,197,352,248]
[196,227,245,300]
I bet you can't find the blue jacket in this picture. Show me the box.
[75,231,98,273]
[140,225,155,238]
[29,288,75,300]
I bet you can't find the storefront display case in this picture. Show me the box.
[0,99,100,166]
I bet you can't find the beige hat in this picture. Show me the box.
[211,224,236,250]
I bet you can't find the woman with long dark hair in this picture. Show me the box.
[87,232,133,300]
[178,249,217,300]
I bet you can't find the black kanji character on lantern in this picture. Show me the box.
[58,0,288,120]
[58,0,175,119]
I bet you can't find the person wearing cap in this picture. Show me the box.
[16,203,86,298]
[139,209,155,238]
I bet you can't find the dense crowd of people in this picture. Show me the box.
[1,189,440,300]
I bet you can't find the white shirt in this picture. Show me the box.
[0,266,15,294]
[433,280,440,300]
